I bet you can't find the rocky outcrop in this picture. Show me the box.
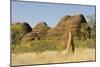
[11,22,32,44]
[21,32,40,44]
[47,15,71,40]
[12,14,92,45]
[47,14,91,40]
[32,22,51,39]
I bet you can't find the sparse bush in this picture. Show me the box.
[30,40,56,52]
[74,39,96,48]
[30,40,66,52]
[12,38,95,53]
[12,43,32,53]
[12,39,95,53]
[12,40,66,53]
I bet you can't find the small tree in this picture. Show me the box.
[86,15,96,39]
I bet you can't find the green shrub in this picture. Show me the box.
[30,40,66,52]
[11,23,32,44]
[12,40,66,53]
[12,43,32,53]
[74,39,96,48]
[12,39,95,53]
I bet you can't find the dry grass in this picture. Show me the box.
[12,48,95,66]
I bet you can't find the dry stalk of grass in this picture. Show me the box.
[12,48,95,66]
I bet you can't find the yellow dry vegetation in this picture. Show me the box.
[12,48,95,66]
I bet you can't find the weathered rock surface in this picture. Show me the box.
[32,22,51,39]
[21,32,40,44]
[11,22,32,44]
[47,14,91,40]
[47,15,71,40]
[12,14,92,44]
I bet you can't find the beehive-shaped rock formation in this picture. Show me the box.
[11,22,32,44]
[32,22,51,39]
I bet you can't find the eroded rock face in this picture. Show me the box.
[12,14,92,44]
[11,22,32,44]
[47,14,91,40]
[65,14,87,31]
[32,22,51,39]
[21,32,40,44]
[47,15,71,40]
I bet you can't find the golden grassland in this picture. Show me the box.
[12,48,95,66]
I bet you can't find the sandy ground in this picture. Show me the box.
[12,48,95,66]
